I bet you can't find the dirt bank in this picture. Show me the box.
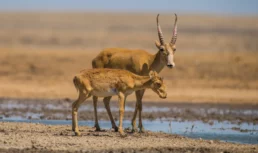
[0,122,257,153]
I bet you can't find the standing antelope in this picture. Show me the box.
[92,14,178,132]
[72,69,166,136]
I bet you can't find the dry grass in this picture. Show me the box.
[0,13,257,52]
[0,12,257,103]
[0,47,257,103]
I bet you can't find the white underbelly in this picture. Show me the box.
[91,88,118,97]
[90,87,135,97]
[125,89,134,95]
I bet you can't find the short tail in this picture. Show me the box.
[73,76,80,92]
[73,75,89,94]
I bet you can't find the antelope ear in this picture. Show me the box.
[169,43,176,50]
[155,40,161,49]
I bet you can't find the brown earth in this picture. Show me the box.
[0,122,257,153]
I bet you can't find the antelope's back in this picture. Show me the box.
[92,48,152,75]
[79,68,136,91]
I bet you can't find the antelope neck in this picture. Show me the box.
[133,75,152,90]
[150,51,166,73]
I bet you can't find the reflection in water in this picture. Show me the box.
[2,103,258,116]
[0,103,170,112]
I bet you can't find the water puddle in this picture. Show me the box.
[1,118,257,144]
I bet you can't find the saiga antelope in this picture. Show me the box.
[72,69,166,136]
[92,14,178,132]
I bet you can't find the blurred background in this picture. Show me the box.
[0,0,257,103]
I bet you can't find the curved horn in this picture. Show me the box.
[156,14,165,45]
[170,13,178,44]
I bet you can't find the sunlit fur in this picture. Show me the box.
[91,14,177,132]
[72,68,166,136]
[92,44,175,132]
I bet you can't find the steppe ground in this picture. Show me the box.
[0,122,257,153]
[0,13,257,103]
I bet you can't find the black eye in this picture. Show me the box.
[160,48,164,51]
[173,49,176,52]
[156,83,161,88]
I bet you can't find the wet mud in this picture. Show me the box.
[0,97,258,125]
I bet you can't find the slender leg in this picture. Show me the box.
[118,92,126,137]
[72,92,89,136]
[72,94,84,132]
[103,96,118,132]
[93,96,101,131]
[131,98,139,132]
[136,89,145,133]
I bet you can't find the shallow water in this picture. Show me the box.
[1,101,258,124]
[1,118,257,144]
[1,98,258,144]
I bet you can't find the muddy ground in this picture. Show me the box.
[1,97,258,125]
[0,122,257,153]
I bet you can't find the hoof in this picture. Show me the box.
[119,132,127,137]
[95,127,101,131]
[95,124,101,131]
[75,131,81,136]
[113,126,119,132]
[119,128,127,137]
[139,127,145,133]
[131,128,138,133]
